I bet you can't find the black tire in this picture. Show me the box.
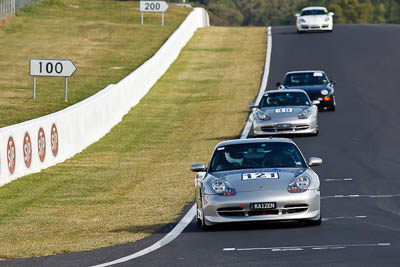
[327,104,335,111]
[201,209,211,231]
[306,214,322,226]
[328,96,336,111]
[196,205,201,226]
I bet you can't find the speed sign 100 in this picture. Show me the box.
[30,58,76,77]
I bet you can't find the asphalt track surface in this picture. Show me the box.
[4,24,400,266]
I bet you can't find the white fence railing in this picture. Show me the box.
[0,0,15,20]
[0,0,41,20]
[0,8,209,186]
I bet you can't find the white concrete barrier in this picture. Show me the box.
[0,8,209,186]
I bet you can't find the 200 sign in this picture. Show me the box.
[145,2,161,10]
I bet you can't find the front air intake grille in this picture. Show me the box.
[282,204,309,214]
[261,125,309,132]
[217,207,245,217]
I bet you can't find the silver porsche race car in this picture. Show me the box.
[190,138,322,230]
[250,89,319,136]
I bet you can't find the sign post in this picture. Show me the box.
[30,58,77,102]
[140,1,169,26]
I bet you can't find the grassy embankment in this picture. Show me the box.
[0,1,267,259]
[0,0,190,127]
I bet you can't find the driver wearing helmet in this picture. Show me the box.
[225,149,244,166]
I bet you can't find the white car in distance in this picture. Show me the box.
[296,7,334,33]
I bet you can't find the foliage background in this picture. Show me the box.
[171,0,400,26]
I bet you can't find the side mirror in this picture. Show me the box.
[295,14,300,17]
[276,82,282,87]
[329,12,334,16]
[330,80,336,85]
[190,163,207,172]
[249,103,258,109]
[312,100,320,105]
[308,157,322,167]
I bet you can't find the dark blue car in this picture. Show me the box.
[276,70,336,111]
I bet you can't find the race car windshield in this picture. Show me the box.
[209,142,307,172]
[259,92,310,107]
[283,72,328,86]
[301,9,327,16]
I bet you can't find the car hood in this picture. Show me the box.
[284,84,328,94]
[211,168,306,193]
[259,106,308,119]
[300,15,329,24]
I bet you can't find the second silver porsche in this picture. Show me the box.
[250,89,319,136]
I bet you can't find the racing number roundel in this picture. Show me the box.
[7,136,16,174]
[38,128,46,162]
[23,132,32,168]
[51,123,58,157]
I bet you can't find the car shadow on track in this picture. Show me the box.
[188,220,317,233]
[274,30,333,36]
[251,133,318,139]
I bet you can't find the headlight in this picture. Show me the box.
[298,108,311,119]
[325,16,330,21]
[211,180,226,193]
[211,180,236,196]
[299,18,306,23]
[288,176,311,193]
[296,176,311,189]
[321,89,329,95]
[256,110,271,121]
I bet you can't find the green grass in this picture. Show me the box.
[0,0,190,127]
[0,25,267,258]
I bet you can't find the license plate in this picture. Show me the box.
[277,123,292,129]
[242,172,279,180]
[275,108,292,113]
[250,202,276,210]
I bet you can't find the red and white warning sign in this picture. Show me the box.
[51,123,58,157]
[23,132,32,168]
[38,127,46,162]
[7,136,16,174]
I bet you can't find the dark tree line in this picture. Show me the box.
[173,0,400,26]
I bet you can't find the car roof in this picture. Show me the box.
[301,6,327,11]
[263,89,307,94]
[216,138,294,148]
[285,70,326,75]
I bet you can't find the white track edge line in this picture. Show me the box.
[92,205,196,267]
[223,242,391,252]
[94,26,273,266]
[241,26,272,139]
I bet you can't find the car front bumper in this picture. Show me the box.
[253,116,318,136]
[297,23,332,32]
[202,189,320,225]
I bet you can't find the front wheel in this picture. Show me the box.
[201,208,211,231]
[305,213,322,226]
[196,204,201,226]
[311,127,319,136]
[327,103,335,111]
[327,96,336,111]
